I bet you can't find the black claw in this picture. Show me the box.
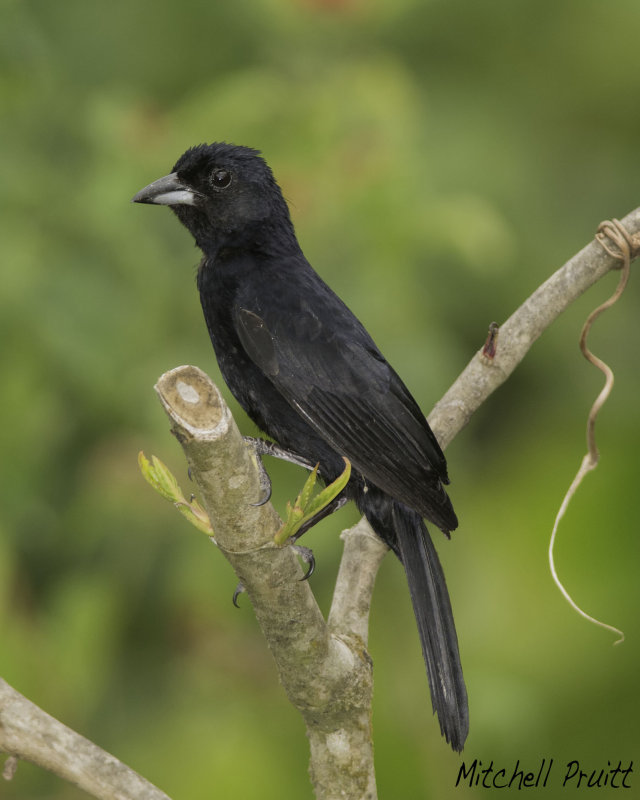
[301,557,315,581]
[244,437,274,506]
[291,544,316,581]
[250,479,272,507]
[232,582,245,608]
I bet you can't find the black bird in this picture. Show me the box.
[133,143,469,751]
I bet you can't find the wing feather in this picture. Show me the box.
[234,300,457,532]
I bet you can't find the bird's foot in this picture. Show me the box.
[285,494,347,580]
[291,544,315,581]
[243,438,273,506]
[245,436,319,506]
[243,437,316,471]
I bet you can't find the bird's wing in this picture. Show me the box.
[234,300,457,532]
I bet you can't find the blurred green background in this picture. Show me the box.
[2,0,639,797]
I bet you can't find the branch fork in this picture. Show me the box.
[2,212,638,800]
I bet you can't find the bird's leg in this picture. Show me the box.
[243,437,348,580]
[244,436,316,470]
[291,494,348,543]
[290,494,348,580]
[230,495,346,600]
[244,436,317,506]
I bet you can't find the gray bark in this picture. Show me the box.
[1,211,637,799]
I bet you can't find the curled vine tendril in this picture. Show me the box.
[548,219,638,645]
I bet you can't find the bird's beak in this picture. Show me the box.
[132,173,198,206]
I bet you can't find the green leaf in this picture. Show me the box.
[304,459,351,520]
[299,464,319,509]
[173,497,215,536]
[138,451,213,536]
[138,451,175,501]
[274,458,350,546]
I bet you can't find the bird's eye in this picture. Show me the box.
[211,169,232,189]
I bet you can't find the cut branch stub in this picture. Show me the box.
[153,365,379,799]
[155,365,278,552]
[153,366,332,701]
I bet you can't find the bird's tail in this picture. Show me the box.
[390,503,469,751]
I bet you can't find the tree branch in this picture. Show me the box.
[150,213,638,799]
[2,213,637,799]
[154,367,378,800]
[429,209,640,448]
[0,678,172,800]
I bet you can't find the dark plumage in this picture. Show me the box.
[133,142,469,750]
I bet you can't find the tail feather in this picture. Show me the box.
[392,504,469,751]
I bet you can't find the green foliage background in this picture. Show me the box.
[1,1,639,797]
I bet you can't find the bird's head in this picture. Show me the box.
[132,142,294,253]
